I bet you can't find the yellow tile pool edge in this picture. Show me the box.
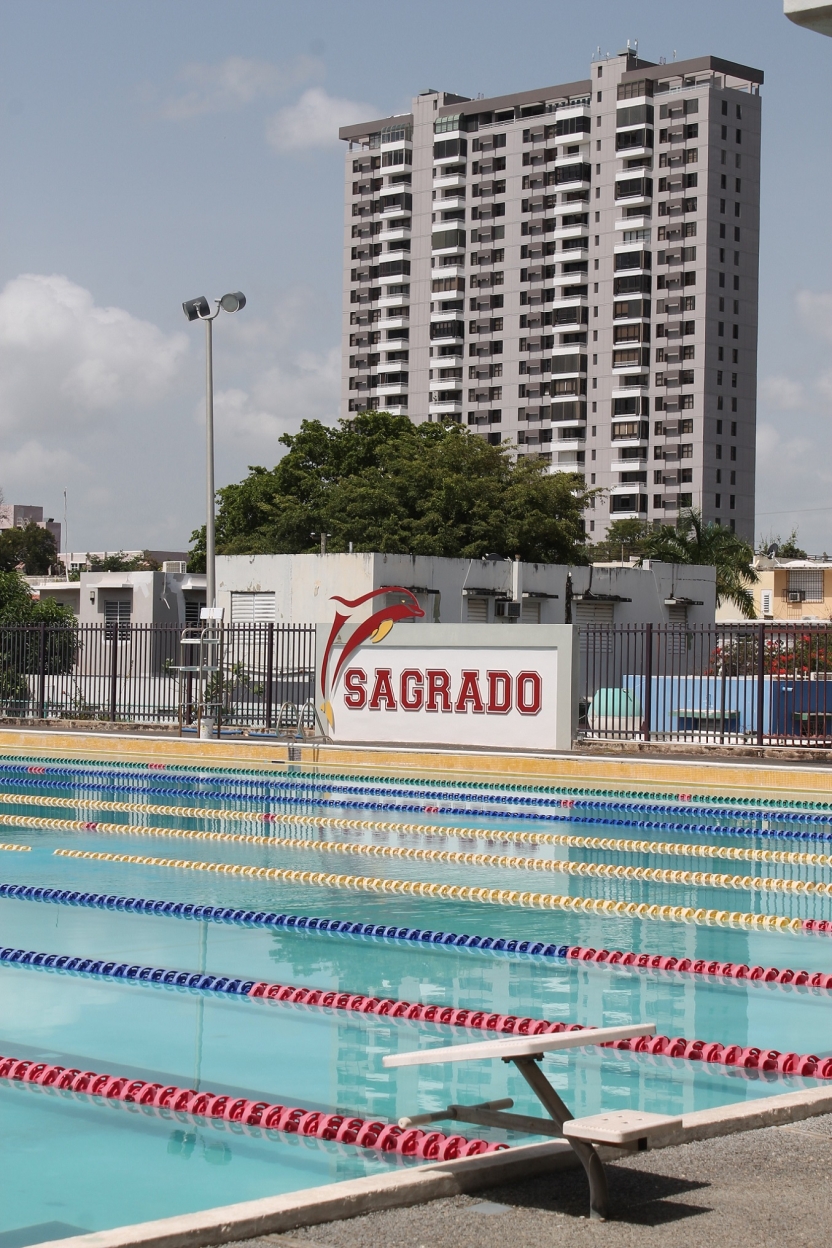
[1,726,832,803]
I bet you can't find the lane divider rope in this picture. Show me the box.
[0,1052,503,1158]
[4,772,832,842]
[0,843,30,853]
[3,797,832,869]
[3,882,831,955]
[3,943,829,1078]
[50,848,814,929]
[47,841,832,901]
[4,754,832,818]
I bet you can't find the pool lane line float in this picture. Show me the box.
[2,946,828,1080]
[0,842,30,853]
[0,1053,503,1159]
[16,810,832,883]
[5,777,832,843]
[49,847,818,929]
[4,880,832,962]
[5,775,832,842]
[6,933,832,998]
[5,754,832,820]
[50,844,832,904]
[6,799,832,867]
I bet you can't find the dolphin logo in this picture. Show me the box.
[320,587,424,729]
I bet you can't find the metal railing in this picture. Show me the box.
[0,623,317,735]
[579,623,832,747]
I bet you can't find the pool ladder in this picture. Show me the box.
[174,622,224,738]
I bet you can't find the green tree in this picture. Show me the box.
[190,413,593,565]
[0,522,58,574]
[758,528,807,560]
[0,572,77,709]
[641,510,759,617]
[87,551,160,571]
[588,518,653,563]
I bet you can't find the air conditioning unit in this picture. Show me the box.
[787,590,806,603]
[162,561,188,574]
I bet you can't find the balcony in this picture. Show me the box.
[380,225,411,242]
[429,400,463,416]
[438,193,466,210]
[552,293,588,309]
[433,173,466,190]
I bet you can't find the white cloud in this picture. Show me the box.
[159,55,322,120]
[0,274,187,432]
[0,439,86,490]
[795,290,832,344]
[759,375,805,410]
[266,88,376,152]
[211,346,340,453]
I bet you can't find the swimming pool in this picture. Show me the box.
[1,753,831,1243]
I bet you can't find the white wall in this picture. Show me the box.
[570,562,716,625]
[217,553,716,627]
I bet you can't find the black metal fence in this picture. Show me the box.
[579,623,832,747]
[6,619,832,749]
[0,623,317,733]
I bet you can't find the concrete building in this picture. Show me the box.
[30,569,206,627]
[716,556,832,623]
[785,1,832,36]
[216,552,715,628]
[339,50,762,542]
[0,504,61,551]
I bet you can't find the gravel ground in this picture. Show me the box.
[232,1115,832,1248]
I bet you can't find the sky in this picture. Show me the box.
[0,0,829,555]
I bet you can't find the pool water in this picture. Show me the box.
[1,756,831,1243]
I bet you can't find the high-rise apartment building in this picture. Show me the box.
[339,50,762,540]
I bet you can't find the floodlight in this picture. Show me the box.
[182,296,211,322]
[219,291,246,313]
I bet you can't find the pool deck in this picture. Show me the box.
[255,1112,832,1248]
[2,725,832,803]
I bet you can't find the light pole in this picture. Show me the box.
[182,292,246,608]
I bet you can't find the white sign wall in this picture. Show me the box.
[330,645,560,750]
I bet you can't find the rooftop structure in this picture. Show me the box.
[784,1,832,36]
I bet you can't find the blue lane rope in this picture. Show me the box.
[1,756,831,822]
[0,944,254,993]
[0,883,567,958]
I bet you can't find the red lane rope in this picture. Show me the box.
[563,944,832,988]
[0,1054,505,1159]
[249,981,832,1079]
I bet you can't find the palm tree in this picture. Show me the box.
[641,510,759,617]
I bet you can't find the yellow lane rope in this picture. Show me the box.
[52,848,805,933]
[0,842,30,853]
[0,800,829,871]
[48,837,832,898]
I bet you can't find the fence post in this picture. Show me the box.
[643,623,653,742]
[756,622,765,747]
[265,622,275,731]
[36,622,46,720]
[109,628,119,722]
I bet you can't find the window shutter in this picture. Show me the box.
[231,592,276,623]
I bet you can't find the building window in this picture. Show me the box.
[789,570,823,602]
